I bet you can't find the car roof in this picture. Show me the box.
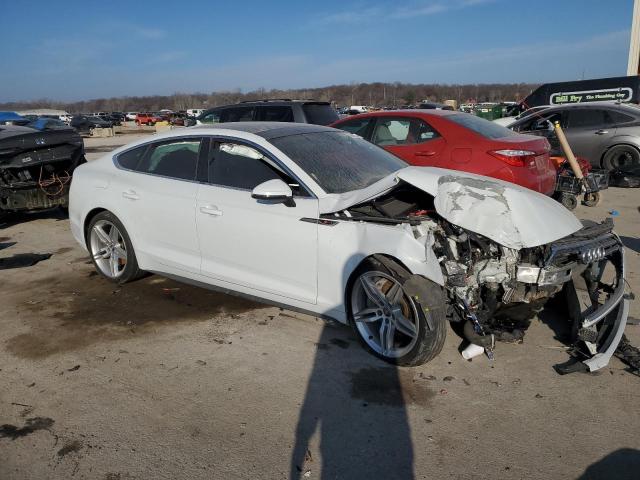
[542,101,637,111]
[191,121,336,139]
[336,109,459,121]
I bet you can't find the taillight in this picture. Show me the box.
[489,149,537,167]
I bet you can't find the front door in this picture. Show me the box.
[371,116,447,165]
[196,140,319,304]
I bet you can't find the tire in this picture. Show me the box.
[582,192,601,207]
[602,145,640,171]
[86,211,144,284]
[348,257,447,366]
[559,193,578,210]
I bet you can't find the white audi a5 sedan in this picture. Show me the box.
[69,122,628,371]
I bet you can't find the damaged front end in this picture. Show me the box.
[436,217,627,372]
[0,126,85,215]
[328,171,628,372]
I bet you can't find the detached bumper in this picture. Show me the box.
[559,232,628,372]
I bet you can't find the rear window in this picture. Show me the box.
[447,113,517,139]
[302,104,339,125]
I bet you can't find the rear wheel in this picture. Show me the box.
[87,211,143,284]
[348,257,447,366]
[602,145,640,171]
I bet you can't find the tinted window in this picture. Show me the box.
[209,142,289,191]
[256,106,294,122]
[302,104,339,125]
[334,117,373,138]
[137,139,201,180]
[270,131,407,194]
[606,110,635,124]
[566,109,607,128]
[447,113,517,139]
[514,111,563,132]
[117,145,147,170]
[199,111,221,124]
[220,107,254,122]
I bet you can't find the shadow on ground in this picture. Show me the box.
[290,324,430,479]
[577,448,640,480]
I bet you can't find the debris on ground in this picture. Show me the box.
[614,334,640,377]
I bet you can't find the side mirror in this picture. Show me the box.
[251,179,293,204]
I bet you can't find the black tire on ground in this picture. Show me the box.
[582,192,601,207]
[559,193,578,210]
[86,211,144,284]
[602,145,640,171]
[347,257,447,366]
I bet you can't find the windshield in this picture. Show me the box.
[446,112,517,139]
[269,131,407,194]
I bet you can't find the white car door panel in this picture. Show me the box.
[111,138,202,274]
[197,185,318,304]
[197,140,319,304]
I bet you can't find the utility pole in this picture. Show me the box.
[628,0,640,75]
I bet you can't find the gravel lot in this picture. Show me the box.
[1,132,639,480]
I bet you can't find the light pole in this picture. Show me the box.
[628,0,640,75]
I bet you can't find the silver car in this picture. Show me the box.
[510,102,640,170]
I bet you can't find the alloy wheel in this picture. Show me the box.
[89,219,128,279]
[351,271,419,358]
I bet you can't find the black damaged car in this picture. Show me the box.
[0,124,86,219]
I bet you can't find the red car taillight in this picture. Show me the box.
[489,149,537,167]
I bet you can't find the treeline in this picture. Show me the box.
[1,82,539,113]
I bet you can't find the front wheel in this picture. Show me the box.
[87,211,143,284]
[348,258,447,366]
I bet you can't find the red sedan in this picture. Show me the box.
[331,110,556,195]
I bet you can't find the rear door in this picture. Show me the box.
[563,108,614,162]
[370,116,447,165]
[112,137,203,274]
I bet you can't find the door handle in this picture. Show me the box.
[200,205,223,216]
[415,151,437,157]
[122,190,139,200]
[595,130,609,135]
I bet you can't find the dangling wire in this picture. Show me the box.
[38,165,71,197]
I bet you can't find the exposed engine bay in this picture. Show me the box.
[325,181,628,372]
[0,125,85,215]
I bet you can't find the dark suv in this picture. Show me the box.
[510,102,640,171]
[196,99,339,126]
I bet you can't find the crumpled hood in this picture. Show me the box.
[397,167,583,249]
[320,166,583,250]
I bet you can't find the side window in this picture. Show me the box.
[566,109,607,128]
[200,111,221,124]
[137,138,201,181]
[208,142,307,195]
[515,111,562,132]
[334,118,373,138]
[116,145,147,170]
[414,119,440,143]
[606,110,634,124]
[256,106,294,122]
[220,107,254,122]
[372,119,412,146]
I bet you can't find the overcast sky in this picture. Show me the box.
[0,0,634,102]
